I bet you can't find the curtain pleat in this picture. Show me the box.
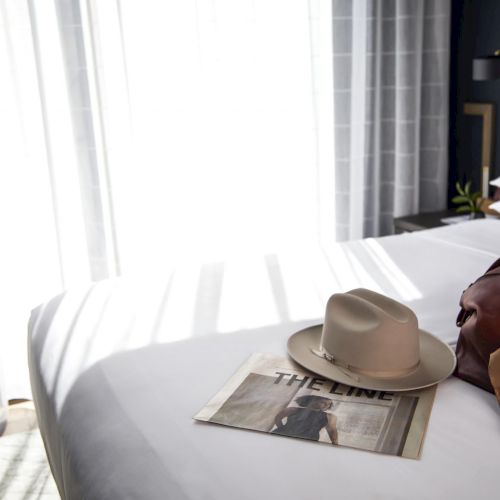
[332,0,451,241]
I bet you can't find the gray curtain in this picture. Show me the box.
[332,0,451,240]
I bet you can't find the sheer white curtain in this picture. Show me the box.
[0,0,333,398]
[44,0,333,275]
[0,1,64,399]
[332,0,451,240]
[0,0,451,398]
[93,0,324,271]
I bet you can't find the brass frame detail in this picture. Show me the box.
[463,102,495,197]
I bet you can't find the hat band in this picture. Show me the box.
[311,347,420,380]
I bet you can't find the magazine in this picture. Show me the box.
[194,353,436,459]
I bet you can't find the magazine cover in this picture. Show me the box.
[194,353,437,459]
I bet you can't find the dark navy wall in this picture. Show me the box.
[448,0,500,205]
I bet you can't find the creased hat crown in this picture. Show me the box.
[320,288,420,378]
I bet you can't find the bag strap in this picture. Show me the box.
[456,272,500,327]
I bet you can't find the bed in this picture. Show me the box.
[28,219,500,500]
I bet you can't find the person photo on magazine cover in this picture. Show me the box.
[271,395,338,444]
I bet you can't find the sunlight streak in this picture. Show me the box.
[270,251,324,323]
[361,239,422,301]
[217,254,280,333]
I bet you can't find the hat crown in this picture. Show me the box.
[320,289,420,376]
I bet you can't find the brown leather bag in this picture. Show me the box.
[455,258,500,397]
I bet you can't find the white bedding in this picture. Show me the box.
[28,220,500,500]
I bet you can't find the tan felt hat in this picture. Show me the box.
[287,288,456,391]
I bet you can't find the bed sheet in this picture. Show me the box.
[28,220,500,500]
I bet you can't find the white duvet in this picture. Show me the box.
[29,220,500,500]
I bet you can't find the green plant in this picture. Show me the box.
[452,181,482,214]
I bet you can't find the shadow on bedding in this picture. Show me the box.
[50,323,311,500]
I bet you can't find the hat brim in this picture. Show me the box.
[287,325,457,391]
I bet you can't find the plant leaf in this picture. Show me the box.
[465,181,471,195]
[452,195,469,204]
[471,192,481,201]
[456,182,465,196]
[456,205,471,213]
